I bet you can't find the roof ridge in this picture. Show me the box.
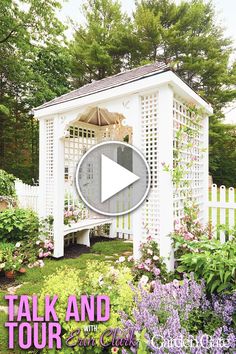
[35,62,169,111]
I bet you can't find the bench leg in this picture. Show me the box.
[76,229,90,247]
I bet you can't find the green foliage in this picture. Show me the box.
[69,0,236,183]
[133,0,236,113]
[0,169,16,197]
[0,0,71,182]
[0,208,39,242]
[184,308,223,335]
[176,237,236,294]
[70,0,134,86]
[136,329,148,354]
[209,120,236,186]
[39,262,134,353]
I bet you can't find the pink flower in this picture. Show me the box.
[38,252,43,258]
[137,263,144,270]
[145,258,152,265]
[184,232,194,241]
[153,267,161,276]
[43,252,51,258]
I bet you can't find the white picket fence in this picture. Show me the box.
[208,184,236,242]
[14,180,236,242]
[15,180,40,213]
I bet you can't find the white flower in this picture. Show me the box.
[109,266,119,277]
[36,240,41,245]
[28,263,34,269]
[118,256,125,263]
[147,249,153,255]
[38,260,44,268]
[153,255,159,261]
[0,263,5,269]
[173,279,180,287]
[98,275,104,286]
[128,256,134,262]
[139,275,149,287]
[15,242,21,248]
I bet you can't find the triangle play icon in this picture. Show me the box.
[101,154,140,203]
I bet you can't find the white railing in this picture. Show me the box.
[208,184,236,242]
[15,180,39,213]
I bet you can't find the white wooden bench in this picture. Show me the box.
[64,218,113,247]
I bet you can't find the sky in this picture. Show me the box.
[58,0,236,123]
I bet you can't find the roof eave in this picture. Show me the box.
[34,70,213,119]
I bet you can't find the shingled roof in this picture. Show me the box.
[35,62,170,110]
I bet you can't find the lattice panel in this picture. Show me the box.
[173,97,204,221]
[64,122,97,214]
[141,93,160,239]
[45,119,54,216]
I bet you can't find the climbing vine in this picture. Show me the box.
[162,105,206,197]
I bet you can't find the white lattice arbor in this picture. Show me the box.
[34,63,212,269]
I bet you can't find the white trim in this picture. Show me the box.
[34,71,213,119]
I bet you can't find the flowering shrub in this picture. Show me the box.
[122,275,236,353]
[39,262,134,353]
[0,243,23,272]
[0,237,53,272]
[15,237,53,268]
[172,203,213,258]
[133,237,168,284]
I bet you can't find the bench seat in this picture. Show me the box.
[64,218,112,247]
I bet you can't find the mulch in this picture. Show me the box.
[63,236,117,259]
[0,273,20,290]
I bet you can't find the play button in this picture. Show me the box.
[75,141,150,216]
[101,154,140,203]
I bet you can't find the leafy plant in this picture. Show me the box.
[176,237,236,294]
[0,170,16,197]
[0,208,40,242]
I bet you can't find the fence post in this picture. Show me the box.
[219,185,226,243]
[228,187,235,240]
